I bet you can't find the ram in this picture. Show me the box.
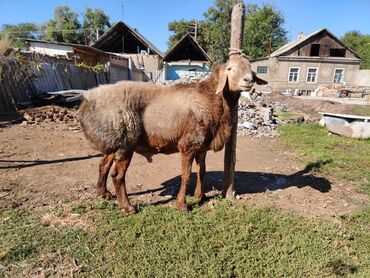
[78,54,266,214]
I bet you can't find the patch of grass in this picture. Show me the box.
[1,202,370,277]
[279,124,370,194]
[71,203,88,215]
[354,105,370,117]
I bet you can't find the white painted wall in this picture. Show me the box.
[29,42,73,57]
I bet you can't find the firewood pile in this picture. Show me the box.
[20,105,78,125]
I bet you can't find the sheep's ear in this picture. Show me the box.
[252,71,268,85]
[216,64,228,94]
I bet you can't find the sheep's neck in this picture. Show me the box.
[200,77,239,152]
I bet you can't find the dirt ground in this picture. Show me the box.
[1,114,368,218]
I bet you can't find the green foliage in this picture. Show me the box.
[243,3,287,58]
[83,7,111,45]
[0,23,40,48]
[342,31,370,69]
[279,124,370,194]
[167,0,287,64]
[42,6,82,43]
[1,202,369,277]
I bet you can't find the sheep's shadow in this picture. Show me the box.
[151,160,332,205]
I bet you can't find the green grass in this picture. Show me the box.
[1,123,369,277]
[1,201,370,277]
[279,124,370,194]
[354,105,370,117]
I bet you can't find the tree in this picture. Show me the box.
[167,0,287,64]
[83,7,110,45]
[342,31,370,69]
[202,0,242,64]
[0,23,40,47]
[243,3,287,59]
[43,6,82,44]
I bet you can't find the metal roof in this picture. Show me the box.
[269,28,361,59]
[91,21,164,57]
[164,34,212,63]
[21,38,109,56]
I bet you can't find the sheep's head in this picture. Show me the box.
[216,55,267,95]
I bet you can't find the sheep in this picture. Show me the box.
[78,54,267,214]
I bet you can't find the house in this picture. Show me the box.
[162,34,212,81]
[251,28,363,93]
[23,39,111,66]
[92,21,164,82]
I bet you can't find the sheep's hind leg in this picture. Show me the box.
[96,153,114,200]
[111,151,136,215]
[176,151,196,211]
[194,151,207,202]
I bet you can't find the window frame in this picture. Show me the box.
[256,66,268,74]
[333,68,345,84]
[288,67,300,83]
[306,67,318,83]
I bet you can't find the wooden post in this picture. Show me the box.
[223,3,245,199]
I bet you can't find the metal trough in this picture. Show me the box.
[320,112,370,139]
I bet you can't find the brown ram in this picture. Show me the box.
[78,54,266,214]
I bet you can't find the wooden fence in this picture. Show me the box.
[0,56,109,113]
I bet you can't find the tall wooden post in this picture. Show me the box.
[223,3,245,199]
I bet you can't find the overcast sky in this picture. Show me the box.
[1,0,369,52]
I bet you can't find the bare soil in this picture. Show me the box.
[0,113,368,218]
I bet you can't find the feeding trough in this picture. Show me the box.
[320,112,370,139]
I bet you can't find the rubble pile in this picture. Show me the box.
[316,84,365,98]
[237,92,279,137]
[21,105,78,125]
[158,73,210,86]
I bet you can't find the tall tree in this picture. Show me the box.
[43,6,82,43]
[243,3,287,59]
[342,31,370,69]
[202,0,242,64]
[83,7,110,45]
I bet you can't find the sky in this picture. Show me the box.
[0,0,370,53]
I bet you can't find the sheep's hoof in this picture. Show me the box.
[194,193,206,203]
[97,191,113,200]
[121,205,137,215]
[176,202,189,212]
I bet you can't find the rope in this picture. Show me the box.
[228,48,247,58]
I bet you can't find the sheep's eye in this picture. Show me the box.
[227,67,232,71]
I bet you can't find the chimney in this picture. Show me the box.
[298,32,305,39]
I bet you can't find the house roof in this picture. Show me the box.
[91,21,164,57]
[22,38,109,56]
[269,28,361,59]
[164,34,212,63]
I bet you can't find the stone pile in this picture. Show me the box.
[237,91,279,137]
[21,105,78,125]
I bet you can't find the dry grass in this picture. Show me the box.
[0,35,12,55]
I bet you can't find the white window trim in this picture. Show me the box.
[288,67,300,83]
[333,68,345,84]
[306,67,318,83]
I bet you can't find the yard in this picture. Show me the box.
[0,111,369,277]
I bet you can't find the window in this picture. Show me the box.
[288,67,300,83]
[257,66,268,74]
[310,44,320,56]
[333,68,345,83]
[330,48,346,57]
[306,68,318,83]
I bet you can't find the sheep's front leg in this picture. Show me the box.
[111,151,136,215]
[96,153,114,200]
[194,151,207,202]
[176,151,196,211]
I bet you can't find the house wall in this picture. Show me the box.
[109,56,129,84]
[355,70,370,86]
[127,53,163,81]
[164,63,210,80]
[29,42,73,57]
[252,57,360,92]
